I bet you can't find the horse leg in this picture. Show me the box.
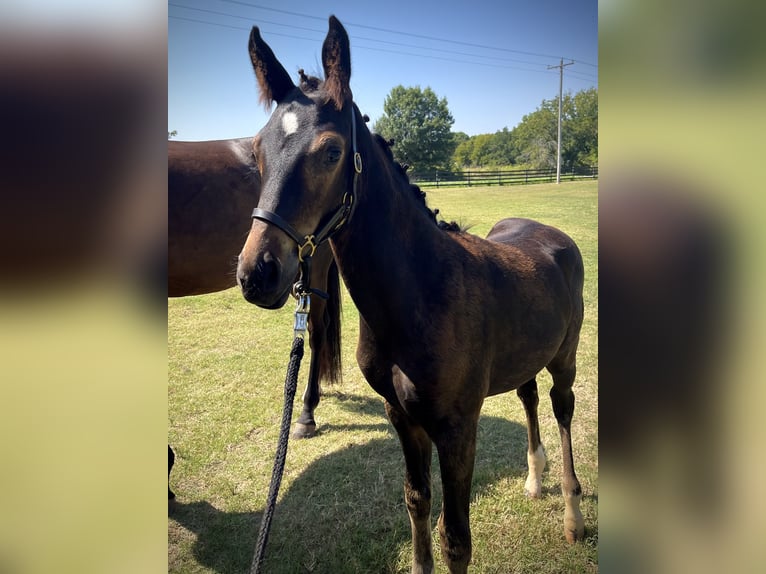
[168,445,175,500]
[434,420,478,574]
[385,401,434,574]
[291,296,326,439]
[517,378,546,498]
[291,345,321,438]
[547,357,585,543]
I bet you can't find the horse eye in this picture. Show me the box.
[326,147,342,163]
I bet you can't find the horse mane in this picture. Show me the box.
[371,133,463,232]
[298,69,321,93]
[298,69,349,109]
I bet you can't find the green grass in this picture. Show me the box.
[169,181,598,573]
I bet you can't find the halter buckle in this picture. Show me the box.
[354,152,363,174]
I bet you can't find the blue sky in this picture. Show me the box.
[169,0,597,140]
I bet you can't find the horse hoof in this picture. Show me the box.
[291,422,317,439]
[563,494,584,543]
[524,478,542,499]
[564,525,585,544]
[563,513,585,543]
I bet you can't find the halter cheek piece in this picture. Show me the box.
[251,106,363,298]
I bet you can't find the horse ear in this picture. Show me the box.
[321,15,352,109]
[249,26,295,107]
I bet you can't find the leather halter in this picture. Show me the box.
[251,106,362,296]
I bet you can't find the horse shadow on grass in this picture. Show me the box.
[170,396,546,573]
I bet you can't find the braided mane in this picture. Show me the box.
[371,134,461,232]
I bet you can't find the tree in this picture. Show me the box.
[168,130,178,139]
[565,87,598,167]
[449,131,471,170]
[513,100,558,169]
[451,131,470,150]
[512,88,598,170]
[469,134,494,167]
[373,85,455,173]
[453,138,474,168]
[451,87,597,171]
[487,127,517,166]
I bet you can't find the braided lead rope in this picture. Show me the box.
[250,335,304,574]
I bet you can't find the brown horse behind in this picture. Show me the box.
[236,17,585,573]
[168,138,341,440]
[168,138,259,296]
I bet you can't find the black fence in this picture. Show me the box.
[410,165,598,188]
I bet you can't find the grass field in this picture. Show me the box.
[169,180,598,573]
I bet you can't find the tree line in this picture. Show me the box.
[373,86,597,175]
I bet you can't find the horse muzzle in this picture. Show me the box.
[236,249,294,309]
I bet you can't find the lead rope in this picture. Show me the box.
[249,294,309,574]
[248,106,361,573]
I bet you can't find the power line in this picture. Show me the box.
[169,13,568,76]
[170,2,566,69]
[572,59,598,69]
[194,0,598,68]
[170,14,251,33]
[568,70,598,82]
[169,2,324,36]
[169,9,597,78]
[352,43,559,74]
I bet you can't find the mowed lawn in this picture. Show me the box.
[169,180,598,573]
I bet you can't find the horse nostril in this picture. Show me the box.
[256,254,280,292]
[236,266,248,289]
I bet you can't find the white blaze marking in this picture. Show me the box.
[282,112,299,135]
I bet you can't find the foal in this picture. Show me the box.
[237,17,585,572]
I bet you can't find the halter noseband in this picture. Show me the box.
[251,105,362,297]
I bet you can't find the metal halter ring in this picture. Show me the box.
[297,235,317,262]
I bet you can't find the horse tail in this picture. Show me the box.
[319,259,343,385]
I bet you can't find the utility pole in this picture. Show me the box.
[548,58,574,184]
